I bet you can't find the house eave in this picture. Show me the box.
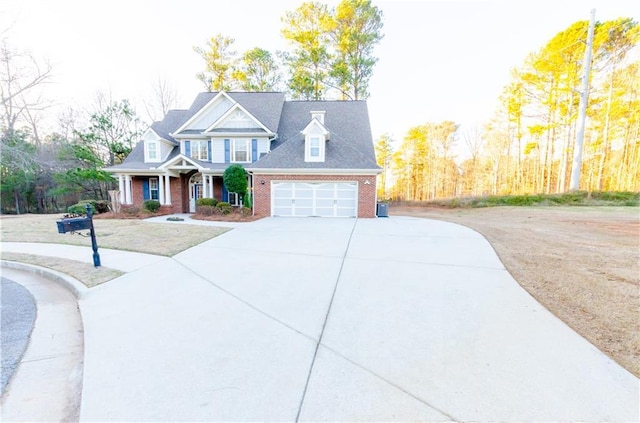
[246,168,382,175]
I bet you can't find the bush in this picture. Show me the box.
[95,200,110,213]
[68,202,95,215]
[196,205,215,216]
[143,200,161,213]
[216,201,232,215]
[243,192,252,209]
[196,197,218,206]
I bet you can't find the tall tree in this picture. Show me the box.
[232,47,281,92]
[374,133,393,198]
[194,33,238,92]
[281,1,334,100]
[330,0,383,100]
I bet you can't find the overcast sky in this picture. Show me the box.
[2,0,638,147]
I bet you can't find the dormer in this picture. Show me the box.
[142,128,171,163]
[302,111,329,162]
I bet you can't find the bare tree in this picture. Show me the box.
[143,77,179,123]
[0,40,52,137]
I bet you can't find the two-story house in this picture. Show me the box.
[104,91,381,218]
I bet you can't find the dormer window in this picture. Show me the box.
[145,141,160,162]
[310,137,321,158]
[303,111,329,162]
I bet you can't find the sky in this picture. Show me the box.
[2,0,639,149]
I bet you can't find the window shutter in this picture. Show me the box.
[224,139,230,163]
[184,140,191,157]
[251,139,258,162]
[207,140,212,161]
[143,179,150,200]
[222,183,228,202]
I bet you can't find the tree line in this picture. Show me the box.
[379,17,639,201]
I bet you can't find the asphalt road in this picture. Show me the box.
[1,276,36,395]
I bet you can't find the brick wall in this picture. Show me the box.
[130,176,183,214]
[252,174,378,218]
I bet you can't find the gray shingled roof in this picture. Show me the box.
[246,101,380,170]
[105,93,379,173]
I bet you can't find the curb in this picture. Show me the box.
[1,260,89,299]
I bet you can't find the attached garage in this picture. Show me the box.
[272,181,358,217]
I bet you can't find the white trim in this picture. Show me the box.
[305,135,324,162]
[204,103,272,134]
[230,138,252,163]
[247,168,382,175]
[158,154,206,171]
[171,91,236,136]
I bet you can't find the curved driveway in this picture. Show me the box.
[4,216,638,421]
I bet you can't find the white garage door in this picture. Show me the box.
[272,182,358,217]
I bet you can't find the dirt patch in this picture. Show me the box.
[391,205,640,377]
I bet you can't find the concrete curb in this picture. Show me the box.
[1,260,89,299]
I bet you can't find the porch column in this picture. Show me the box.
[208,175,214,198]
[118,175,125,203]
[164,174,172,205]
[158,174,165,205]
[125,175,132,204]
[202,173,209,198]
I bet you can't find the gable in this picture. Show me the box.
[206,104,266,132]
[174,92,235,134]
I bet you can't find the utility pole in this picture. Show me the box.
[569,9,596,190]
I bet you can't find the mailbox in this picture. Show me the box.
[57,216,92,234]
[56,203,101,267]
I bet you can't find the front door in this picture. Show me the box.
[189,173,203,213]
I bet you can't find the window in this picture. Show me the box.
[228,192,239,206]
[149,178,159,200]
[191,140,208,161]
[310,137,320,157]
[231,139,251,162]
[305,135,324,162]
[147,142,158,160]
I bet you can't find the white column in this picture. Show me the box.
[158,174,165,205]
[208,175,214,198]
[203,173,209,198]
[118,175,125,203]
[125,175,132,204]
[164,175,172,205]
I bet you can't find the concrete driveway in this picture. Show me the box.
[20,217,639,421]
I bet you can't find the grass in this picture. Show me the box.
[399,191,640,209]
[1,213,232,288]
[1,252,123,287]
[0,214,231,256]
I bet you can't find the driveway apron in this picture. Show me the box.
[77,216,638,422]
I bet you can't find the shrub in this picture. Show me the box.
[143,200,161,213]
[196,197,218,206]
[196,205,215,216]
[241,207,253,217]
[68,202,95,215]
[243,192,252,209]
[121,205,140,215]
[95,200,110,213]
[216,201,232,214]
[166,216,184,221]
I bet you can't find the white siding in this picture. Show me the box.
[211,138,225,163]
[257,138,270,158]
[188,97,234,130]
[216,109,261,129]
